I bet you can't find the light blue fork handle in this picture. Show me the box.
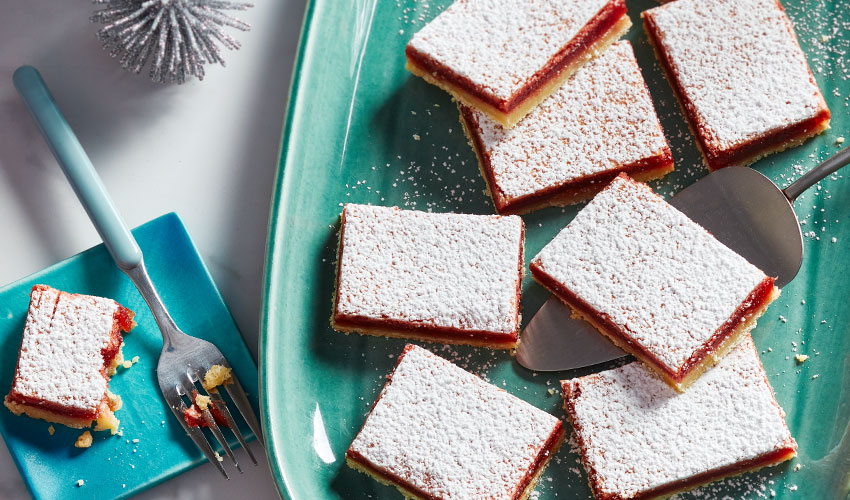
[13,65,142,270]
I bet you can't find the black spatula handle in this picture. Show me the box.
[783,145,850,202]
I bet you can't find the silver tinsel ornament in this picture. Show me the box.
[91,0,253,84]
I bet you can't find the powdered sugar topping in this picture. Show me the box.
[532,175,768,373]
[469,41,670,201]
[408,0,610,102]
[349,345,561,499]
[11,286,120,413]
[646,0,826,149]
[563,336,795,498]
[337,204,523,335]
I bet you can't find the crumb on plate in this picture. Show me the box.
[74,431,93,448]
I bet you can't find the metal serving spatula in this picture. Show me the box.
[516,146,850,372]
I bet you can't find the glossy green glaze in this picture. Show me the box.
[261,1,850,499]
[0,213,258,500]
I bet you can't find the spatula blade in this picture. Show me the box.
[515,298,626,371]
[668,167,802,288]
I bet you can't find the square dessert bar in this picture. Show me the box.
[406,0,632,128]
[562,336,796,500]
[348,344,564,500]
[4,285,135,433]
[333,204,524,348]
[642,0,830,170]
[530,174,778,390]
[459,41,673,215]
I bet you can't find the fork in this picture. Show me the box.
[13,65,264,479]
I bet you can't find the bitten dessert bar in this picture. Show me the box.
[4,285,135,433]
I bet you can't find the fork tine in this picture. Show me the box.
[202,409,242,473]
[167,386,229,479]
[224,374,264,443]
[205,387,258,465]
[196,386,242,473]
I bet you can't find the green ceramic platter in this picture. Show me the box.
[261,1,850,499]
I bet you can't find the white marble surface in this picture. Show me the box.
[0,0,306,498]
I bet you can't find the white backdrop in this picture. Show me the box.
[0,0,306,498]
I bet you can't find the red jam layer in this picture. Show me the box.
[530,262,776,383]
[6,394,100,421]
[406,0,628,113]
[332,316,519,346]
[183,405,205,427]
[642,14,830,170]
[183,402,229,428]
[99,306,133,376]
[184,391,230,428]
[183,401,230,427]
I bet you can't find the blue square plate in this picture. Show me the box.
[0,213,258,500]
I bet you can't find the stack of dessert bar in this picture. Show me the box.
[330,0,830,498]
